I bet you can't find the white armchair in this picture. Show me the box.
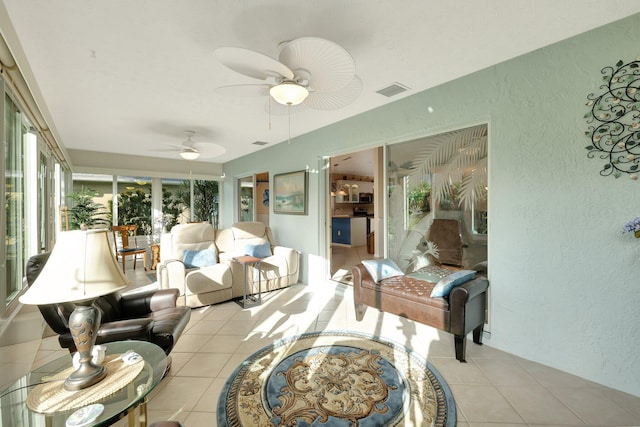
[157,223,232,308]
[215,222,300,297]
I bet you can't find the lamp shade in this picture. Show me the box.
[180,150,200,160]
[20,229,129,305]
[270,82,309,106]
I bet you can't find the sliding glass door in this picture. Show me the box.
[4,94,26,308]
[387,124,488,272]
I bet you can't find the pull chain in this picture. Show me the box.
[288,105,291,144]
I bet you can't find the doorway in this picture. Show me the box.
[328,149,378,284]
[237,172,269,225]
[255,172,269,225]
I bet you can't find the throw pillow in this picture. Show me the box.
[361,259,404,283]
[183,248,217,268]
[430,270,476,298]
[406,264,455,283]
[245,242,272,258]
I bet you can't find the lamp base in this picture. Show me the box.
[65,302,106,391]
[64,362,107,391]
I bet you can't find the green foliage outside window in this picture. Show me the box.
[67,188,110,230]
[113,189,152,235]
[407,182,431,214]
[161,185,187,232]
[438,181,462,211]
[157,180,220,231]
[183,180,220,228]
[77,179,219,235]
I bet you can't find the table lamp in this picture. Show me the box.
[20,229,129,391]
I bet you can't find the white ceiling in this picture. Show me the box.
[2,1,639,167]
[330,148,376,177]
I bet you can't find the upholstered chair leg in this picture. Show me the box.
[473,324,484,345]
[454,335,467,363]
[354,303,367,321]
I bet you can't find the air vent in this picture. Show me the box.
[376,82,410,97]
[252,141,268,146]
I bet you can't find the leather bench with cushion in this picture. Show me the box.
[352,262,489,362]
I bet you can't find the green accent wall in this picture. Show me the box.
[222,14,640,397]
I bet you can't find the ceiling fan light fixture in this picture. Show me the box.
[270,82,309,106]
[180,150,200,160]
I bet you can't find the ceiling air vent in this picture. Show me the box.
[376,82,410,98]
[252,141,268,146]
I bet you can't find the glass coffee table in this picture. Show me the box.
[0,340,167,427]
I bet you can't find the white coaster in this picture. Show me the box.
[65,403,104,427]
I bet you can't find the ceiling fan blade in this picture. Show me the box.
[279,37,355,92]
[215,84,270,97]
[304,75,363,110]
[192,143,226,159]
[214,47,294,81]
[166,143,188,149]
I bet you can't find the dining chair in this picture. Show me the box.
[112,224,147,272]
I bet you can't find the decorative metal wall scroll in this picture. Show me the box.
[584,56,640,179]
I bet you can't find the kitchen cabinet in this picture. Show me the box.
[332,217,366,246]
[335,180,374,203]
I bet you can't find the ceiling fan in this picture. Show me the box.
[160,131,225,160]
[214,37,362,111]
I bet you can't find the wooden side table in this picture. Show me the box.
[150,244,161,270]
[233,255,262,308]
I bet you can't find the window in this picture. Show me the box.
[160,178,187,232]
[70,173,113,230]
[387,124,488,272]
[70,175,220,235]
[4,93,26,307]
[238,176,254,222]
[116,176,151,234]
[192,180,220,228]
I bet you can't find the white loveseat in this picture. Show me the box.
[215,222,300,297]
[157,222,300,308]
[157,223,232,307]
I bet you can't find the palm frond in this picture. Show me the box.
[424,240,439,258]
[407,125,487,206]
[458,157,488,211]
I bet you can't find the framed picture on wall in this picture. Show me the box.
[273,170,308,215]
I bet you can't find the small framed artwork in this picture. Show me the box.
[273,170,308,215]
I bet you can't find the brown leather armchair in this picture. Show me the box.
[426,218,467,267]
[25,252,191,355]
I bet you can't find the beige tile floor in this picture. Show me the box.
[2,265,640,427]
[331,244,374,283]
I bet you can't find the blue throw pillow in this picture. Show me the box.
[361,259,404,283]
[430,270,476,298]
[183,248,217,268]
[245,242,272,259]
